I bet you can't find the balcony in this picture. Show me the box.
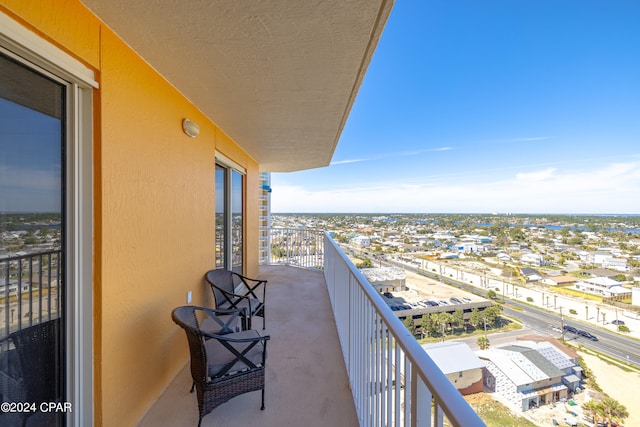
[142,230,484,427]
[141,264,358,427]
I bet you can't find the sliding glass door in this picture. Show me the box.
[0,51,65,426]
[215,162,244,274]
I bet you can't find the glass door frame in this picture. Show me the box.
[1,11,97,427]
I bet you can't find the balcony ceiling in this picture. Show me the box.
[81,0,393,172]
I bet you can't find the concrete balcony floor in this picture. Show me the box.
[140,265,358,427]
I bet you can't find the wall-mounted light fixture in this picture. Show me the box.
[182,119,200,138]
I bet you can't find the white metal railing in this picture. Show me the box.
[1,250,62,340]
[265,227,324,269]
[323,233,485,427]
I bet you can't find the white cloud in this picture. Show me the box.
[272,161,640,214]
[0,165,60,190]
[330,146,452,166]
[515,168,556,182]
[330,158,371,165]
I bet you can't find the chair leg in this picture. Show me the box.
[198,415,203,427]
[261,387,265,410]
[190,381,195,393]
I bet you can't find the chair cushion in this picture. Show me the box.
[205,330,264,377]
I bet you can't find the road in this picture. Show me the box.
[383,257,640,368]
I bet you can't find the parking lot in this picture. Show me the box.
[381,268,490,313]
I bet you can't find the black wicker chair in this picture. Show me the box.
[205,269,266,329]
[9,318,62,427]
[172,306,270,427]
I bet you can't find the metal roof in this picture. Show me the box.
[422,341,485,375]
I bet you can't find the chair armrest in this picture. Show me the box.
[201,330,270,343]
[193,306,245,317]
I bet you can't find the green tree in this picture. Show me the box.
[469,308,482,330]
[569,236,583,245]
[356,257,373,268]
[403,316,416,336]
[420,314,435,338]
[452,308,464,332]
[482,305,502,327]
[432,312,451,337]
[613,274,627,282]
[509,227,526,242]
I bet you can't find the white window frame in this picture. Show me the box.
[215,153,246,272]
[1,11,97,427]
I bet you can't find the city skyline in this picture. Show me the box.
[272,1,640,214]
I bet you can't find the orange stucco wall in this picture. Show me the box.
[1,1,260,425]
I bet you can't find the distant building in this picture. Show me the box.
[258,173,271,265]
[587,251,628,272]
[633,286,640,307]
[515,337,582,393]
[541,275,577,287]
[519,268,542,282]
[352,235,371,247]
[521,253,544,266]
[574,277,630,298]
[478,340,573,411]
[360,267,406,292]
[497,252,512,262]
[421,342,485,395]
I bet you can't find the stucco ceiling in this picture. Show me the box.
[81,0,393,172]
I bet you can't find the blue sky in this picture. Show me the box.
[272,0,640,214]
[0,97,62,213]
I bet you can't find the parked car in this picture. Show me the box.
[462,297,472,303]
[563,325,578,334]
[577,330,598,341]
[612,320,625,325]
[383,292,393,298]
[450,297,462,304]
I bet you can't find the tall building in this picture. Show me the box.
[259,173,272,265]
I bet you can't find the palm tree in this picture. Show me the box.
[476,335,490,350]
[582,400,604,427]
[601,396,629,426]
